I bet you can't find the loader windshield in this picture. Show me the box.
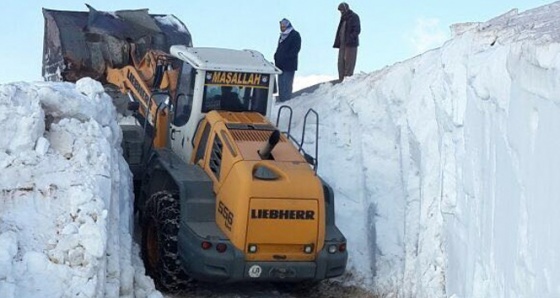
[202,71,269,115]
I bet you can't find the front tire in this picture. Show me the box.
[141,191,189,292]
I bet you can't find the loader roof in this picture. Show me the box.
[170,45,281,74]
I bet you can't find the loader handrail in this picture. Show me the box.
[275,105,293,136]
[302,108,319,173]
[275,105,319,173]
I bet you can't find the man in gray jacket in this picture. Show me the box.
[333,2,361,82]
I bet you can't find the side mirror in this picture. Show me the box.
[152,93,170,108]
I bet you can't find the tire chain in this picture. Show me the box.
[142,191,193,293]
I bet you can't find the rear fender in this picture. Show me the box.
[138,152,179,215]
[320,178,336,226]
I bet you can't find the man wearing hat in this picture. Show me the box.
[333,2,361,82]
[274,18,301,102]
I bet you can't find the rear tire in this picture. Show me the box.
[141,191,190,292]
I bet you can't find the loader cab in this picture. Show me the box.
[168,45,281,163]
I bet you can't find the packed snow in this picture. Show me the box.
[1,1,560,298]
[0,79,160,297]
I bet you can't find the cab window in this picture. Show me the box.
[201,71,269,115]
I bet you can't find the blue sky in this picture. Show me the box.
[0,0,552,83]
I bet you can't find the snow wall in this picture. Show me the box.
[0,79,158,297]
[283,2,560,297]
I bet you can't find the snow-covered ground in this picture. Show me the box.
[1,1,560,298]
[293,74,337,92]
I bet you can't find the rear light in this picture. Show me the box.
[303,244,314,254]
[328,244,337,254]
[339,243,347,252]
[201,241,212,250]
[216,243,227,253]
[248,244,258,253]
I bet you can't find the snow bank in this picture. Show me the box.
[0,79,160,297]
[280,2,560,297]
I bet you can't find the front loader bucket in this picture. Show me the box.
[42,5,192,83]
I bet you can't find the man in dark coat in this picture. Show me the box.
[333,2,361,82]
[274,18,301,102]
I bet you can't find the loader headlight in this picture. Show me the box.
[328,244,338,254]
[248,244,258,253]
[304,244,314,254]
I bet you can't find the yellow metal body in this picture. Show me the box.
[106,48,326,262]
[191,111,326,261]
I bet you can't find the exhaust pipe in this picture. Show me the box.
[258,130,280,160]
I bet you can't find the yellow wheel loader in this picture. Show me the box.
[43,5,347,292]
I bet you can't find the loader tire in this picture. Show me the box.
[141,191,190,292]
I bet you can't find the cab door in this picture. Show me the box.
[169,63,205,163]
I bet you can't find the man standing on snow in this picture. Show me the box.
[274,18,301,102]
[333,2,361,82]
